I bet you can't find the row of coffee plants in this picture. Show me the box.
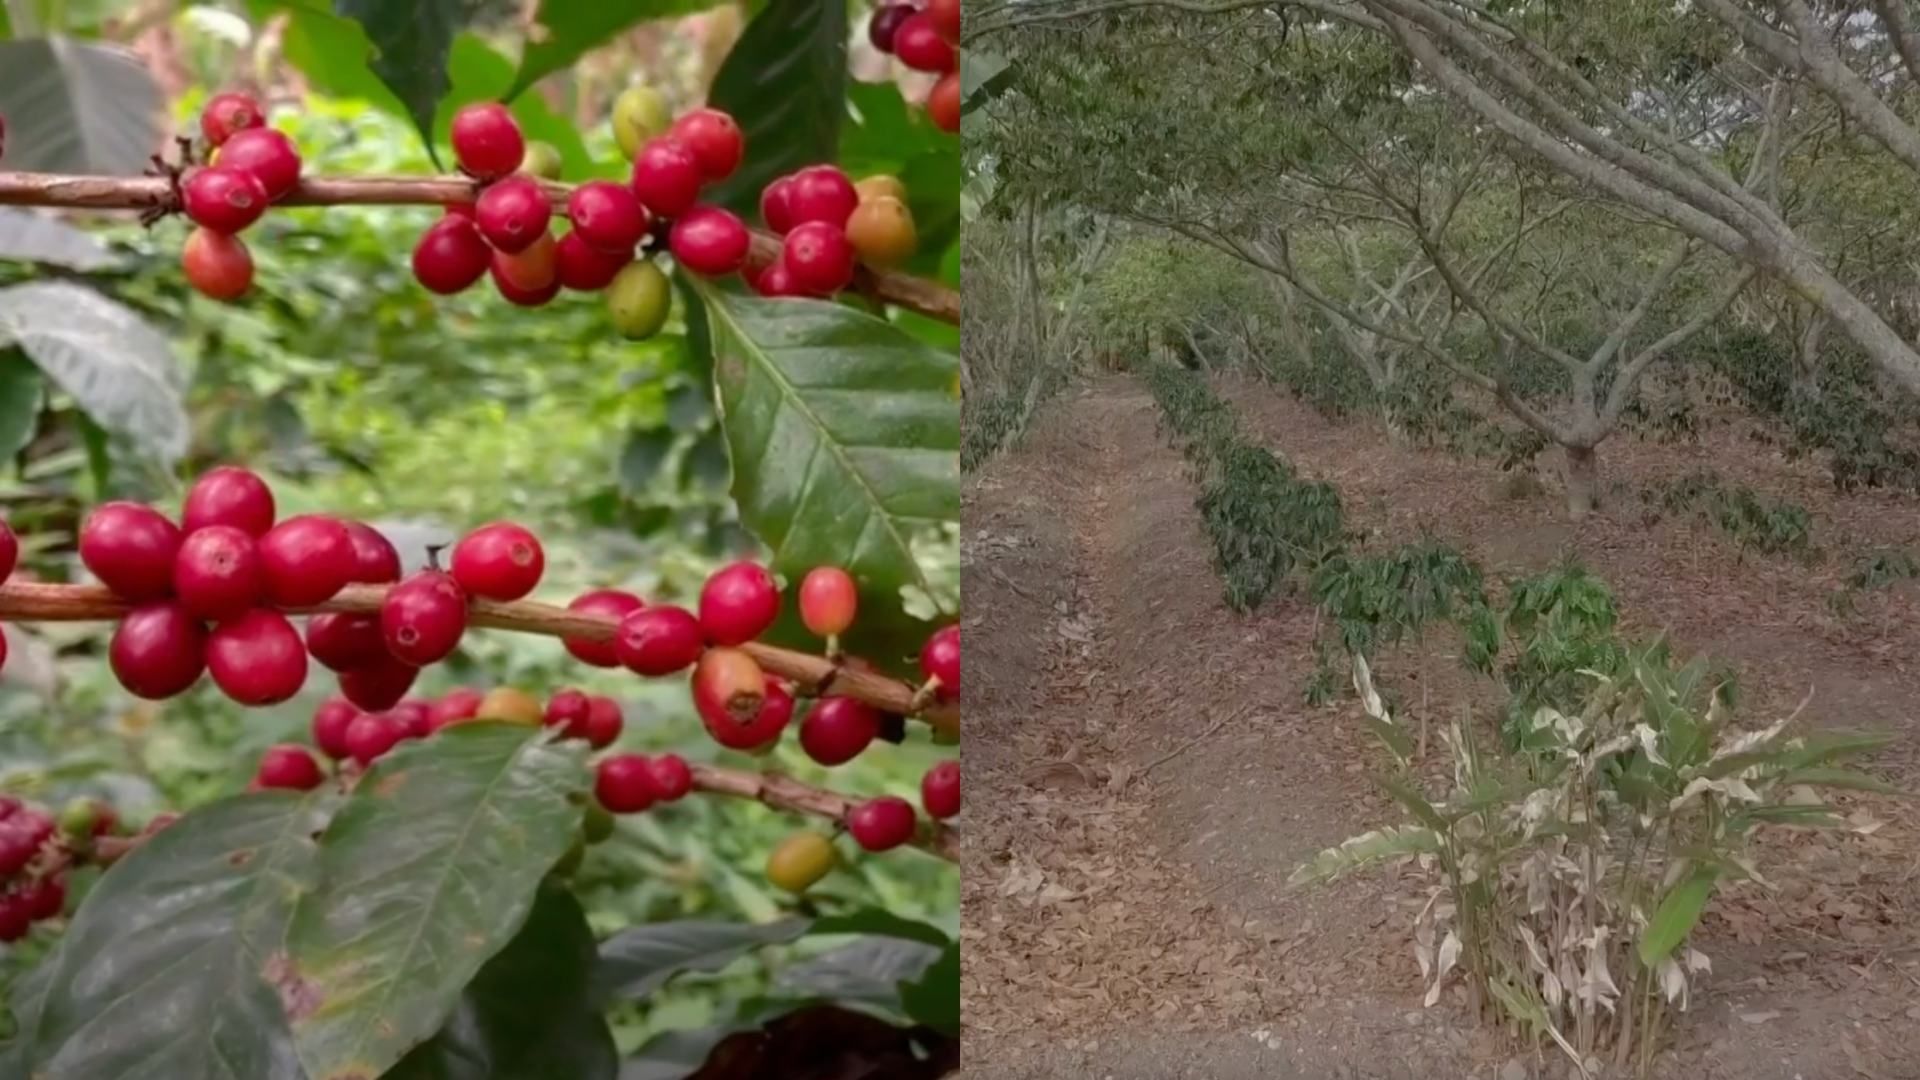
[1131,369,1894,1074]
[1641,470,1817,559]
[1140,361,1344,611]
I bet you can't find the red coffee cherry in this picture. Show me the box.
[921,624,960,696]
[584,695,624,748]
[312,697,361,759]
[344,711,405,766]
[257,514,354,607]
[921,760,960,818]
[182,166,269,234]
[427,687,483,731]
[341,520,401,583]
[691,648,781,749]
[869,3,915,52]
[381,568,468,666]
[893,13,956,72]
[183,465,276,536]
[798,566,858,637]
[337,653,419,712]
[390,699,433,739]
[629,138,703,218]
[475,175,550,254]
[752,261,803,297]
[543,688,592,739]
[256,744,324,791]
[208,609,307,706]
[412,216,492,295]
[555,231,633,291]
[669,206,750,276]
[490,259,562,306]
[595,753,655,813]
[645,753,693,801]
[0,518,16,580]
[450,102,526,180]
[567,180,649,253]
[563,589,644,667]
[24,875,65,922]
[847,796,917,852]
[216,128,301,201]
[182,228,254,300]
[615,605,704,676]
[668,108,744,181]
[782,222,856,296]
[785,166,859,229]
[109,602,207,699]
[760,174,796,234]
[173,525,263,620]
[497,233,559,295]
[0,892,29,943]
[81,502,183,600]
[200,91,264,147]
[928,72,961,133]
[698,561,780,646]
[305,613,385,672]
[450,522,544,601]
[798,696,879,766]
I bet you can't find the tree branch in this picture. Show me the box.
[1600,264,1758,428]
[0,171,960,326]
[1871,0,1920,91]
[0,581,960,733]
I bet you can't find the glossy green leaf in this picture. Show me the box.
[276,4,408,117]
[0,349,43,460]
[0,37,162,174]
[0,208,117,270]
[1637,866,1719,967]
[693,282,959,652]
[333,0,474,151]
[284,724,589,1080]
[593,917,809,1002]
[703,0,848,214]
[506,0,728,100]
[0,281,188,465]
[898,941,959,1034]
[776,937,944,1009]
[5,791,337,1078]
[386,887,616,1080]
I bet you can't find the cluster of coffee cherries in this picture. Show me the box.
[411,96,753,335]
[765,758,960,894]
[751,169,920,297]
[248,684,644,792]
[178,92,306,300]
[870,0,962,132]
[0,797,88,941]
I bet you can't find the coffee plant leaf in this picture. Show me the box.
[284,724,589,1080]
[703,0,848,215]
[0,349,43,460]
[693,283,960,658]
[0,281,189,466]
[897,940,959,1034]
[774,936,946,1009]
[4,790,339,1079]
[0,37,162,174]
[506,0,728,100]
[0,208,118,270]
[333,0,473,152]
[386,887,616,1080]
[593,916,810,1002]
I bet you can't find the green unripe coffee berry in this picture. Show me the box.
[57,797,98,841]
[766,831,837,894]
[607,261,672,340]
[612,87,672,161]
[521,140,563,179]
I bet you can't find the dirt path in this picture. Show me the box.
[963,377,1485,1078]
[965,373,1920,1079]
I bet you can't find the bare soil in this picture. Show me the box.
[961,374,1920,1080]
